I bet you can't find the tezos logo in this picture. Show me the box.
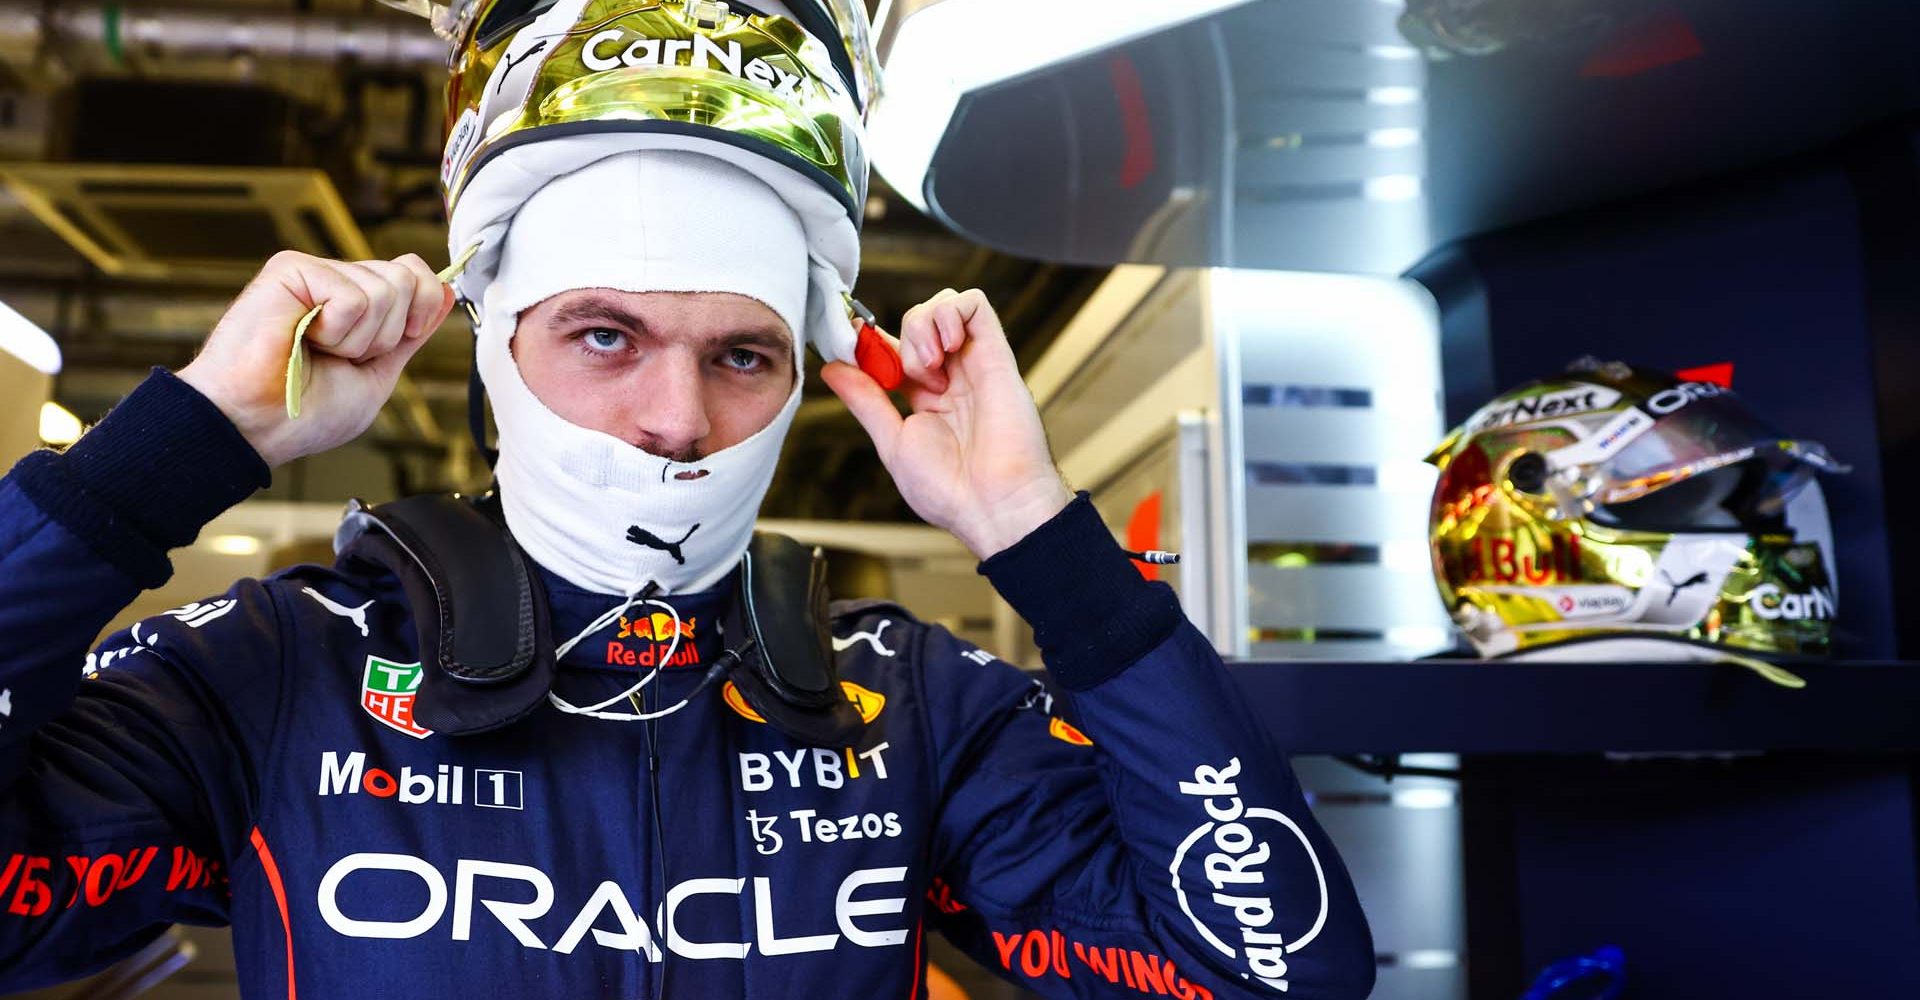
[1170,758,1329,993]
[1469,385,1618,432]
[1748,584,1834,621]
[1647,381,1728,415]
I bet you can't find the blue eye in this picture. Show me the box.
[583,329,624,352]
[723,348,766,372]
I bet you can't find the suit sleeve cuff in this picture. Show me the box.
[978,491,1185,690]
[11,368,270,588]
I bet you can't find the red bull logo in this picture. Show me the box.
[618,613,697,641]
[606,613,701,668]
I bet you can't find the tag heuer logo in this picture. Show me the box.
[361,656,432,740]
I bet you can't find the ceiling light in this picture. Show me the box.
[0,299,60,374]
[207,534,263,556]
[38,402,82,446]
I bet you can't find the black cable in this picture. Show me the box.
[644,682,671,998]
[627,646,745,998]
[635,649,740,997]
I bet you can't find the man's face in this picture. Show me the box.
[513,288,797,461]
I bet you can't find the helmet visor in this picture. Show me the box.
[474,0,558,46]
[463,0,875,101]
[443,0,866,212]
[1589,394,1842,529]
[805,0,881,109]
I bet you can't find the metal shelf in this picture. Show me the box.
[1232,659,1920,755]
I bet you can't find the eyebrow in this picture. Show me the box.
[547,297,645,331]
[545,295,793,360]
[719,328,795,359]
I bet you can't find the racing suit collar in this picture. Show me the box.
[535,562,736,678]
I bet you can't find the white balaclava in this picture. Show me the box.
[479,149,810,597]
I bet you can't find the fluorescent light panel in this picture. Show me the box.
[1391,788,1457,810]
[1363,174,1423,202]
[0,299,59,374]
[1367,127,1421,148]
[1366,85,1422,105]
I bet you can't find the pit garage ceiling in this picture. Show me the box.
[0,0,1102,523]
[882,0,1920,275]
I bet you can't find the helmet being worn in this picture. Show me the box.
[427,0,880,364]
[1427,359,1847,661]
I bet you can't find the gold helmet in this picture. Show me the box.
[425,0,880,362]
[1427,359,1847,660]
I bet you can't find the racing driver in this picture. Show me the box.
[0,3,1374,998]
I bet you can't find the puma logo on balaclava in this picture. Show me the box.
[626,523,702,565]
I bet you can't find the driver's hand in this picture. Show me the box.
[178,251,454,468]
[821,288,1072,560]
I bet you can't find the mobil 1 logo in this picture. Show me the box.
[319,750,524,810]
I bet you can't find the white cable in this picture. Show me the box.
[548,589,686,719]
[570,681,712,722]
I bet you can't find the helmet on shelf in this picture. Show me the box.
[1427,358,1847,660]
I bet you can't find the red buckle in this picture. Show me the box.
[854,320,903,390]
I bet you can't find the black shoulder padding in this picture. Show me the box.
[335,494,555,735]
[334,506,866,744]
[740,533,836,704]
[723,533,863,746]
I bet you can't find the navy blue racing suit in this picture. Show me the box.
[0,370,1373,998]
